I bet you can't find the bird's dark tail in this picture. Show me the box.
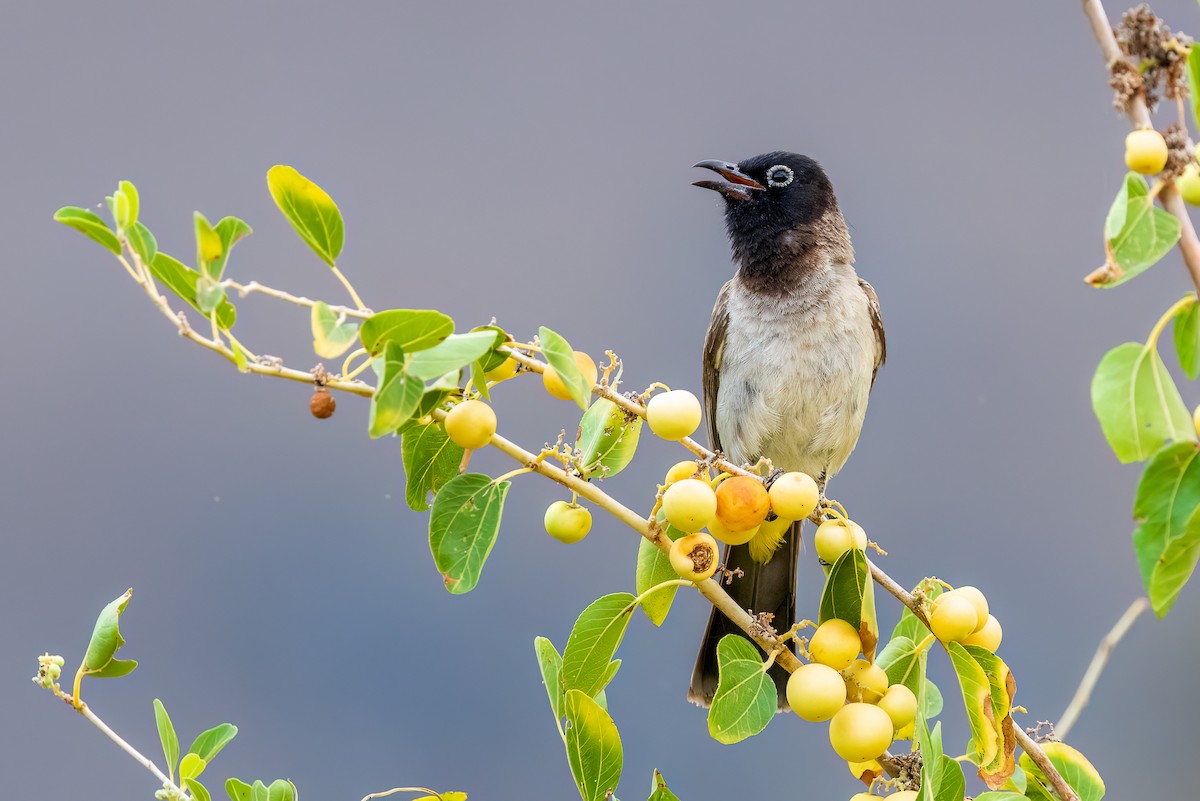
[687,520,801,710]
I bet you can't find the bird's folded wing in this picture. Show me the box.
[702,280,732,453]
[858,277,886,387]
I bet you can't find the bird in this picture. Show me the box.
[687,152,885,709]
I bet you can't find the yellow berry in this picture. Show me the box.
[708,517,759,546]
[661,478,717,533]
[814,520,867,564]
[646,389,702,440]
[842,659,888,704]
[1194,404,1200,439]
[484,356,519,383]
[665,460,701,485]
[1179,163,1200,205]
[829,702,893,762]
[543,501,592,544]
[1125,129,1169,174]
[942,586,989,633]
[443,399,497,450]
[669,532,719,581]
[929,595,979,643]
[768,472,819,520]
[877,684,918,730]
[849,794,883,801]
[714,476,771,533]
[786,662,847,722]
[810,619,862,670]
[542,351,597,400]
[962,614,1003,652]
[889,793,918,801]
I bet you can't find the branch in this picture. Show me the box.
[1081,0,1200,297]
[1057,596,1150,739]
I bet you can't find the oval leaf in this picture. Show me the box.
[707,635,776,744]
[561,593,636,698]
[1173,299,1200,380]
[311,301,359,359]
[179,753,206,782]
[818,547,878,659]
[1133,441,1200,615]
[267,165,344,267]
[54,206,122,255]
[428,473,510,594]
[648,769,682,801]
[148,253,237,330]
[1091,173,1181,287]
[188,723,238,763]
[1091,341,1195,463]
[539,326,590,409]
[408,331,498,380]
[127,221,158,267]
[576,398,642,480]
[183,779,212,801]
[946,643,1016,789]
[635,514,685,626]
[563,689,622,801]
[153,699,180,782]
[399,420,464,512]
[82,589,137,678]
[535,636,565,723]
[360,309,454,356]
[368,342,424,438]
[1019,742,1105,801]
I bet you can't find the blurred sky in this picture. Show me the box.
[4,1,1200,799]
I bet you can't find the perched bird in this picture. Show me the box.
[687,152,885,708]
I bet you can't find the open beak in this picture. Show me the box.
[692,159,765,201]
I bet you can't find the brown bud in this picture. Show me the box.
[310,389,336,419]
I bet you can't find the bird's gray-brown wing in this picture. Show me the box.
[858,278,886,387]
[702,280,731,453]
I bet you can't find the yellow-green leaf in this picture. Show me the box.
[1091,341,1195,463]
[148,253,237,329]
[368,342,424,438]
[54,206,121,255]
[428,473,510,594]
[179,753,206,782]
[311,301,359,359]
[563,689,622,801]
[1091,173,1181,287]
[946,643,1016,789]
[360,309,454,356]
[707,635,776,744]
[534,636,565,724]
[81,589,138,679]
[576,398,642,480]
[635,512,685,626]
[399,420,464,512]
[267,165,344,267]
[1020,742,1105,801]
[561,593,636,698]
[539,326,590,409]
[818,547,878,659]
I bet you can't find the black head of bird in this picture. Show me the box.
[692,151,841,272]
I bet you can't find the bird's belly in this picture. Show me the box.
[715,303,874,481]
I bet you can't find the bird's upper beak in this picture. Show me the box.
[692,160,765,201]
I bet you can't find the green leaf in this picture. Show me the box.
[399,420,464,512]
[647,769,681,801]
[1092,173,1181,287]
[1189,43,1200,131]
[408,331,498,380]
[539,326,589,409]
[1019,742,1105,801]
[576,398,642,480]
[946,643,1017,789]
[188,723,237,764]
[194,212,224,278]
[311,301,359,359]
[115,180,139,228]
[179,753,206,782]
[360,309,454,356]
[265,779,297,801]
[561,593,637,698]
[635,514,686,626]
[267,165,344,267]
[153,699,180,782]
[183,779,212,801]
[471,324,512,373]
[974,793,1027,801]
[563,689,622,801]
[127,221,158,267]
[211,216,253,280]
[1174,299,1200,380]
[225,779,254,801]
[81,588,137,678]
[1133,441,1200,615]
[534,636,565,723]
[196,273,227,315]
[369,342,424,438]
[818,547,878,659]
[706,635,776,744]
[148,253,237,329]
[933,754,967,801]
[1091,341,1195,463]
[428,473,510,594]
[54,206,122,255]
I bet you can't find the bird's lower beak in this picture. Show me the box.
[692,159,765,201]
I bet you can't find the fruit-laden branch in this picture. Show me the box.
[1082,0,1200,297]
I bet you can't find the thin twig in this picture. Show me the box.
[222,279,373,319]
[360,787,441,801]
[62,695,180,793]
[1081,0,1200,297]
[1057,597,1150,739]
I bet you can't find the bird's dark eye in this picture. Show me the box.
[766,165,794,188]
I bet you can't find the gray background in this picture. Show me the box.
[3,2,1197,799]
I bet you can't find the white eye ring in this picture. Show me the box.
[766,165,794,188]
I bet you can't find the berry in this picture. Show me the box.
[889,793,918,801]
[1194,404,1200,439]
[444,399,497,450]
[814,520,867,564]
[661,478,717,533]
[943,586,989,633]
[842,659,888,704]
[714,476,771,533]
[544,501,592,543]
[310,389,336,419]
[708,517,759,546]
[669,532,719,581]
[646,390,702,440]
[962,614,1003,652]
[829,702,893,762]
[1179,163,1200,206]
[484,356,520,383]
[929,595,979,643]
[768,472,820,520]
[849,794,883,801]
[1125,129,1169,175]
[786,662,847,722]
[665,460,701,485]
[877,684,918,730]
[542,351,598,400]
[810,619,862,671]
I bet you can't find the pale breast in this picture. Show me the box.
[714,263,877,482]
